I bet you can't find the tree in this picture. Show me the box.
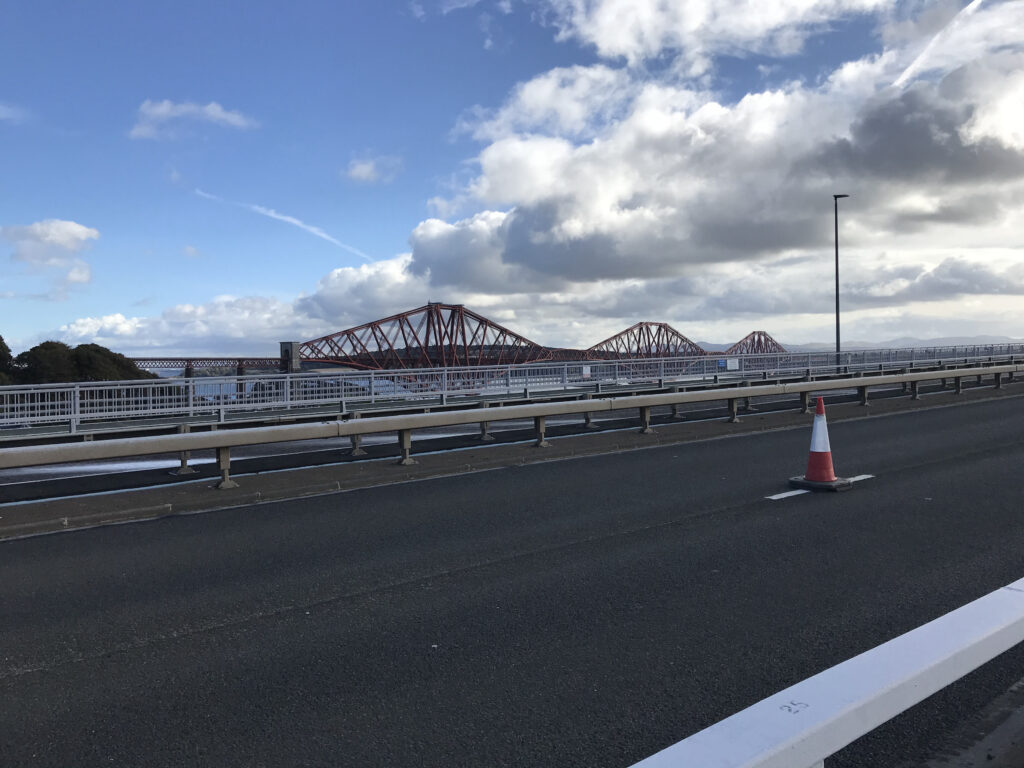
[0,335,12,385]
[10,340,156,384]
[72,343,156,382]
[14,341,79,384]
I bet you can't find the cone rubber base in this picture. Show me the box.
[789,476,853,492]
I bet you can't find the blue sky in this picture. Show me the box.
[3,0,1024,355]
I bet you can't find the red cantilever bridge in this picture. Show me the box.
[133,302,786,372]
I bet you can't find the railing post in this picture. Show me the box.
[348,411,366,456]
[726,398,740,423]
[173,424,198,475]
[396,428,417,465]
[477,402,495,441]
[70,384,80,434]
[215,446,238,489]
[533,415,550,448]
[562,363,568,390]
[638,406,654,434]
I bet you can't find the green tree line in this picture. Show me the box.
[0,336,156,385]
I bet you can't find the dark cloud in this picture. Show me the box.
[809,85,1024,184]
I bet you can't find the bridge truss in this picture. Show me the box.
[299,303,553,369]
[724,331,786,355]
[586,322,706,360]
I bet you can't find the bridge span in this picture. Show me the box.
[1,380,1024,766]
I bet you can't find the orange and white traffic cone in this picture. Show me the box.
[789,397,852,491]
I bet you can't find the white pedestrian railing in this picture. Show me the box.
[629,576,1024,768]
[2,343,1022,431]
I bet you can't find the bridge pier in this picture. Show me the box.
[396,429,417,465]
[215,447,238,489]
[533,416,551,448]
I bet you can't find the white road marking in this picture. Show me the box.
[766,474,875,500]
[766,489,810,500]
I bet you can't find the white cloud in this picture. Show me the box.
[130,99,259,139]
[345,155,403,184]
[182,245,201,258]
[2,219,99,295]
[539,0,895,71]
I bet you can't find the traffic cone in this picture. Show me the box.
[789,397,852,491]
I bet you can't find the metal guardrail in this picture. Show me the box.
[629,576,1024,768]
[2,344,1023,432]
[1,364,1019,483]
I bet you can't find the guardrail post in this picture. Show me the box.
[726,398,740,423]
[670,386,683,419]
[349,411,366,456]
[995,372,1003,389]
[910,380,920,400]
[638,406,654,435]
[533,416,550,448]
[955,376,963,395]
[858,385,869,406]
[477,402,495,441]
[582,393,599,429]
[173,424,198,475]
[215,447,238,489]
[396,429,417,465]
[800,391,811,413]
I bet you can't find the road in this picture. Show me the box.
[1,396,1023,766]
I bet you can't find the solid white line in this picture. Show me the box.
[848,474,875,483]
[766,489,810,500]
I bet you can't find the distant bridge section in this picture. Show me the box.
[131,358,283,376]
[585,322,706,360]
[299,303,553,370]
[724,331,786,355]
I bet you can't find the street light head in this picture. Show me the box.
[834,194,850,199]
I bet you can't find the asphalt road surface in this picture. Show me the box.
[2,396,1024,767]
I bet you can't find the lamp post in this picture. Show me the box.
[834,194,849,369]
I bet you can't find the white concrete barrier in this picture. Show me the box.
[629,577,1024,768]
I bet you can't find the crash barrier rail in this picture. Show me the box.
[2,343,1024,432]
[629,575,1024,768]
[1,363,1019,488]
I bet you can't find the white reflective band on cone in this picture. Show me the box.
[810,414,831,453]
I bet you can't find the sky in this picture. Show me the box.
[2,0,1024,356]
